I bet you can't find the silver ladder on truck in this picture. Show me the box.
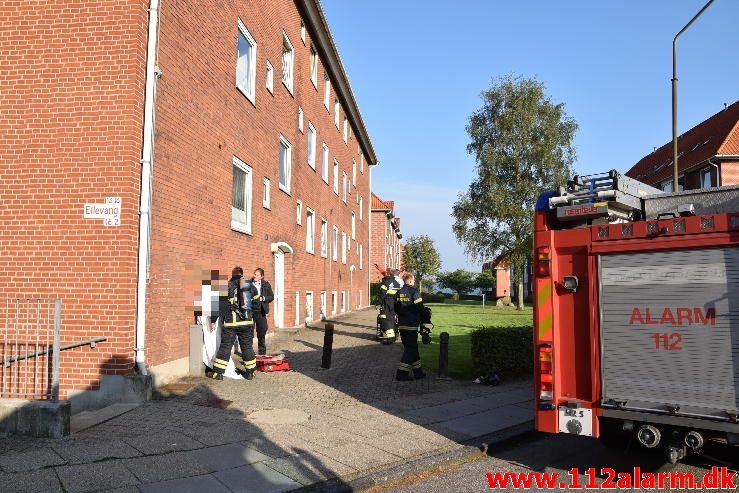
[548,170,661,224]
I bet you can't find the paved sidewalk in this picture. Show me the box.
[0,308,533,493]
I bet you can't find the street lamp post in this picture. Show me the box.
[672,0,716,191]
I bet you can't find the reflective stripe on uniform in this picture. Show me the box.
[213,358,229,370]
[383,329,395,338]
[224,320,254,327]
[379,314,387,319]
[380,285,388,291]
[386,289,398,295]
[411,360,422,369]
[398,325,418,331]
[414,298,423,304]
[398,362,411,370]
[242,358,257,370]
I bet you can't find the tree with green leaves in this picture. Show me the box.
[452,74,577,309]
[402,235,441,294]
[473,269,495,293]
[436,269,476,297]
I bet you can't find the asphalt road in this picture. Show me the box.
[371,431,738,492]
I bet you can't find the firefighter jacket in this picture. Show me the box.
[378,275,401,318]
[394,284,424,328]
[221,275,258,328]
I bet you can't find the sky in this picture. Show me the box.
[321,0,739,272]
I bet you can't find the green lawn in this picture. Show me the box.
[417,301,533,379]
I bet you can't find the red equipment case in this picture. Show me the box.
[256,354,291,372]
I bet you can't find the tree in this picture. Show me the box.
[452,74,577,309]
[402,235,441,294]
[436,269,476,297]
[473,269,495,293]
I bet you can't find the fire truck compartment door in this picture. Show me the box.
[599,247,739,418]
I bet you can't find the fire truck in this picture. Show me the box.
[533,170,739,463]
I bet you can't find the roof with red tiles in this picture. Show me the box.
[371,193,394,211]
[625,101,739,185]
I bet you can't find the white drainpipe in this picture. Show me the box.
[135,0,161,375]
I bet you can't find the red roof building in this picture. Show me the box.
[370,193,403,281]
[625,101,739,191]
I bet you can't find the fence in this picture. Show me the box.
[1,298,61,401]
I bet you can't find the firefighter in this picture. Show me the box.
[377,269,401,344]
[394,272,431,381]
[210,266,258,380]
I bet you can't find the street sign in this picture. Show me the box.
[83,197,121,226]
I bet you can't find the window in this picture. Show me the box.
[343,117,348,143]
[359,244,363,268]
[342,172,347,203]
[320,218,328,257]
[341,232,347,264]
[300,21,306,44]
[352,160,356,186]
[323,73,331,109]
[360,152,364,174]
[262,178,270,209]
[661,176,684,192]
[294,291,300,326]
[236,19,257,104]
[351,212,355,240]
[307,122,316,169]
[266,61,274,93]
[231,156,253,234]
[700,168,714,189]
[306,208,315,254]
[309,44,318,88]
[359,196,363,220]
[334,100,340,128]
[332,226,338,261]
[333,161,339,195]
[320,291,327,320]
[298,107,304,133]
[279,135,292,193]
[305,291,314,322]
[331,291,337,315]
[296,199,302,225]
[341,290,346,312]
[281,32,294,93]
[321,144,329,183]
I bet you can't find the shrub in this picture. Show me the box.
[370,282,382,305]
[421,292,446,303]
[470,325,533,378]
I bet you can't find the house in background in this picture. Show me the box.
[370,193,403,281]
[625,101,739,190]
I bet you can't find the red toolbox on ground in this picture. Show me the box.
[256,353,291,372]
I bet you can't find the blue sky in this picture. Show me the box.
[321,0,739,271]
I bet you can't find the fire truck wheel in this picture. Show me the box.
[598,418,630,451]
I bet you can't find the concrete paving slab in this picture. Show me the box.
[0,468,63,493]
[370,432,450,460]
[178,421,261,447]
[137,474,230,493]
[186,443,270,471]
[70,403,141,433]
[240,436,302,459]
[264,452,356,486]
[406,389,532,423]
[51,438,142,464]
[123,430,204,455]
[56,460,139,493]
[214,462,302,492]
[0,446,66,473]
[318,442,402,471]
[431,404,534,440]
[123,451,212,483]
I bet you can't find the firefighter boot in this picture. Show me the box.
[209,372,223,380]
[396,369,413,381]
[413,368,426,380]
[244,368,256,380]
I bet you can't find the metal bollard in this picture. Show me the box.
[438,331,449,379]
[321,323,334,369]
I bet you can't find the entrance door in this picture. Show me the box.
[274,251,285,328]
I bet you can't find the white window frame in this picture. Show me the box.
[236,19,257,105]
[320,218,328,258]
[307,122,316,169]
[281,32,294,93]
[341,231,347,264]
[323,73,331,109]
[310,44,318,89]
[262,178,270,209]
[332,226,338,261]
[700,167,713,189]
[279,134,292,194]
[352,160,356,186]
[351,212,355,240]
[296,199,302,225]
[343,117,348,144]
[298,107,304,133]
[294,291,300,326]
[360,153,364,174]
[333,160,339,195]
[266,60,274,94]
[231,156,253,234]
[342,172,347,203]
[359,244,363,269]
[321,144,329,183]
[320,291,327,320]
[331,291,337,315]
[334,100,340,128]
[305,291,314,322]
[341,290,346,312]
[359,196,363,220]
[306,208,315,254]
[300,21,306,44]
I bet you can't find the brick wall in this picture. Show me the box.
[369,209,400,282]
[0,0,149,397]
[720,161,739,185]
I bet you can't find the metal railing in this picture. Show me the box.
[1,298,61,401]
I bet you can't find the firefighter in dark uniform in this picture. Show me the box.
[377,269,401,344]
[210,266,258,380]
[394,272,432,381]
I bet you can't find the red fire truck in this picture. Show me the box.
[533,170,739,463]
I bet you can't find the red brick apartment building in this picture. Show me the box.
[0,0,377,410]
[370,194,403,281]
[625,101,739,190]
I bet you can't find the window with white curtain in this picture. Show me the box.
[310,44,318,88]
[236,19,257,104]
[323,73,330,109]
[281,32,294,93]
[307,122,316,169]
[332,226,338,261]
[321,144,329,183]
[279,135,292,193]
[306,208,315,254]
[320,218,328,258]
[231,156,253,234]
[265,61,274,94]
[333,161,339,195]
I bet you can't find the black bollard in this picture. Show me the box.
[321,323,334,369]
[438,331,449,379]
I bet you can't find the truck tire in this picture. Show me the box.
[598,418,630,451]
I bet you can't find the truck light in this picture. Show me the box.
[538,344,553,402]
[536,246,551,277]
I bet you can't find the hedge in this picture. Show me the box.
[370,283,382,305]
[421,292,445,303]
[470,325,533,378]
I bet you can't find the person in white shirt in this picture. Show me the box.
[198,271,243,379]
[251,268,274,355]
